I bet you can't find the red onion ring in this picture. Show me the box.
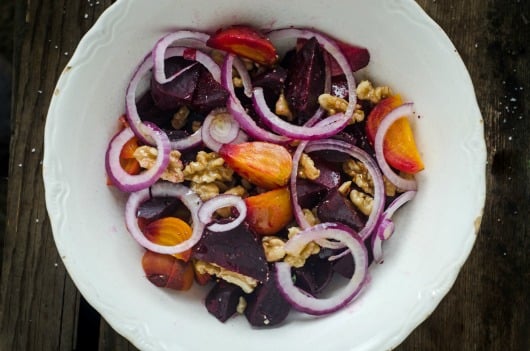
[275,222,368,315]
[289,140,311,229]
[374,103,418,191]
[105,123,170,192]
[151,30,211,84]
[197,194,247,232]
[125,182,204,254]
[304,139,385,241]
[232,56,253,98]
[126,46,219,146]
[170,128,203,151]
[252,87,349,140]
[221,54,291,144]
[201,108,241,152]
[371,191,416,263]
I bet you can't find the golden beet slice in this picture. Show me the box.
[244,187,293,236]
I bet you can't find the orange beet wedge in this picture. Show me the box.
[141,250,194,291]
[143,217,193,262]
[219,142,292,189]
[366,95,424,174]
[207,25,278,66]
[245,187,293,236]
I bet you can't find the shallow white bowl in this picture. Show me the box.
[44,0,486,350]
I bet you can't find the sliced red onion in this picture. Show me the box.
[275,222,368,315]
[125,182,204,254]
[170,128,203,151]
[201,108,241,152]
[151,30,211,84]
[371,191,416,263]
[232,56,253,98]
[221,54,291,144]
[267,28,357,120]
[289,140,311,229]
[197,194,247,232]
[126,46,220,144]
[305,139,385,241]
[374,103,418,191]
[105,123,170,192]
[252,87,349,140]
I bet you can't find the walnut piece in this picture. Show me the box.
[356,80,392,104]
[171,106,190,130]
[183,151,234,184]
[194,260,258,293]
[275,93,294,121]
[343,159,374,195]
[349,189,373,216]
[133,146,184,183]
[284,225,320,268]
[262,236,286,262]
[318,93,364,123]
[298,153,320,180]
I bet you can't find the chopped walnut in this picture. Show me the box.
[343,159,374,195]
[191,120,202,132]
[303,208,320,226]
[275,93,293,121]
[190,182,220,201]
[350,105,365,124]
[338,181,352,196]
[318,93,348,115]
[133,146,184,183]
[356,80,392,104]
[236,297,247,314]
[383,177,398,197]
[171,106,190,130]
[349,189,373,216]
[298,153,320,180]
[284,225,320,268]
[183,151,234,184]
[262,236,286,262]
[194,260,258,293]
[233,76,244,88]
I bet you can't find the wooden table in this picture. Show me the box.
[1,1,528,350]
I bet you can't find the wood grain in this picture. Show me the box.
[0,0,527,350]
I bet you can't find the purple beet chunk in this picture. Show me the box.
[284,37,326,123]
[205,281,244,322]
[245,270,291,327]
[310,156,343,189]
[332,251,354,279]
[295,178,327,209]
[137,197,181,222]
[331,75,349,100]
[191,67,229,113]
[192,222,268,282]
[293,254,334,295]
[151,57,201,110]
[136,91,176,129]
[253,66,287,95]
[317,189,366,232]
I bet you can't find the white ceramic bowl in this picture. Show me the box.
[44,0,486,350]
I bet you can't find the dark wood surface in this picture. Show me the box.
[1,0,528,350]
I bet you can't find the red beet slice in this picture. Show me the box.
[310,156,343,189]
[205,281,244,322]
[137,197,181,222]
[295,178,328,209]
[192,222,268,282]
[191,67,229,113]
[245,269,291,327]
[317,188,366,232]
[284,37,326,123]
[293,254,334,295]
[151,57,201,110]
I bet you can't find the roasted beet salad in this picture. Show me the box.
[105,25,425,327]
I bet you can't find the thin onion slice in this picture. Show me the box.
[105,123,170,192]
[371,191,416,263]
[275,222,368,315]
[374,103,418,191]
[201,108,241,152]
[126,46,219,145]
[198,194,247,232]
[304,139,386,241]
[125,182,204,255]
[221,54,291,144]
[152,30,211,84]
[252,87,349,140]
